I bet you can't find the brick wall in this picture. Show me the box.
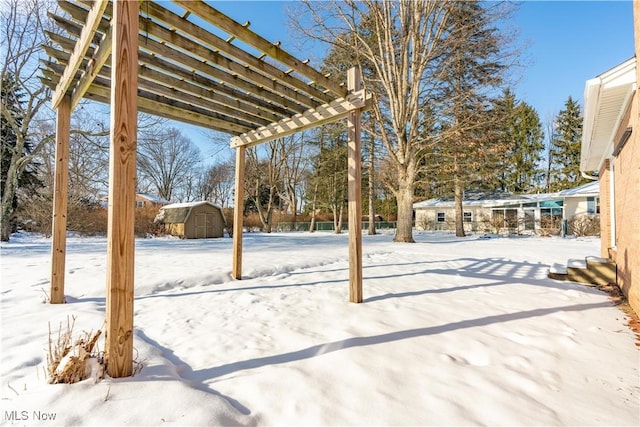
[612,108,639,315]
[610,0,640,315]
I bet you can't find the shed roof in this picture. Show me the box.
[159,201,224,224]
[41,0,371,148]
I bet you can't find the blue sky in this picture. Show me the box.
[512,1,634,122]
[192,1,635,159]
[213,0,634,118]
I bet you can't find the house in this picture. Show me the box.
[100,193,170,209]
[157,201,226,239]
[413,182,600,235]
[580,48,638,312]
[135,193,170,208]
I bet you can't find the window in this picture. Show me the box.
[135,201,145,208]
[540,200,563,208]
[492,209,504,225]
[492,208,517,228]
[587,197,600,214]
[505,209,518,227]
[463,211,472,222]
[523,209,535,230]
[436,212,446,222]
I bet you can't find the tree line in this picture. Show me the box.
[1,0,587,242]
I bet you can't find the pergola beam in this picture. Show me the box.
[174,0,348,98]
[231,90,372,148]
[41,65,252,134]
[48,10,310,118]
[58,1,331,108]
[46,30,289,123]
[143,1,334,104]
[51,0,108,108]
[70,22,112,109]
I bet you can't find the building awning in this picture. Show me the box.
[581,57,636,172]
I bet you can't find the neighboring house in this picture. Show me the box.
[413,182,599,235]
[100,193,170,208]
[157,201,226,239]
[135,193,170,208]
[580,43,639,313]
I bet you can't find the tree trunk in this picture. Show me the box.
[331,204,342,234]
[454,175,465,237]
[394,171,415,243]
[309,182,318,233]
[368,132,376,235]
[336,204,344,234]
[291,187,297,230]
[0,156,20,241]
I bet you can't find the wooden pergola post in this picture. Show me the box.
[104,0,138,378]
[347,67,363,303]
[50,95,71,304]
[232,145,246,279]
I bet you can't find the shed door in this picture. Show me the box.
[194,212,214,238]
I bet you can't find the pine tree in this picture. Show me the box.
[306,123,348,233]
[437,0,507,237]
[548,96,587,191]
[1,73,43,238]
[499,94,544,194]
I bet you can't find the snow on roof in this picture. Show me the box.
[137,193,171,204]
[558,181,599,197]
[159,201,224,224]
[414,182,597,209]
[161,200,222,210]
[413,192,559,209]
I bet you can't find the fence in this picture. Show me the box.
[276,221,398,232]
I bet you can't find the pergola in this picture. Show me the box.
[41,0,371,378]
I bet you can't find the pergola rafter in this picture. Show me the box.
[43,0,370,379]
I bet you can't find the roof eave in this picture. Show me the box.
[580,57,637,172]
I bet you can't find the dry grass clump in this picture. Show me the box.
[47,316,103,384]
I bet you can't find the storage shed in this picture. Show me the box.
[158,201,226,239]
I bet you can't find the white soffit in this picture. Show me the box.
[581,57,636,172]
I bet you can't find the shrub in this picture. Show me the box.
[135,205,165,237]
[538,216,561,237]
[568,214,600,237]
[47,316,103,384]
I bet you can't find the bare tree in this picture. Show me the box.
[296,0,454,242]
[137,126,202,202]
[0,0,55,241]
[197,159,235,207]
[277,132,311,227]
[245,140,285,233]
[308,124,348,234]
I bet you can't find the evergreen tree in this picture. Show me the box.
[548,96,587,191]
[500,94,544,193]
[1,73,42,237]
[306,123,348,233]
[437,0,507,237]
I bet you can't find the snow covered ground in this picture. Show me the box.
[0,230,638,426]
